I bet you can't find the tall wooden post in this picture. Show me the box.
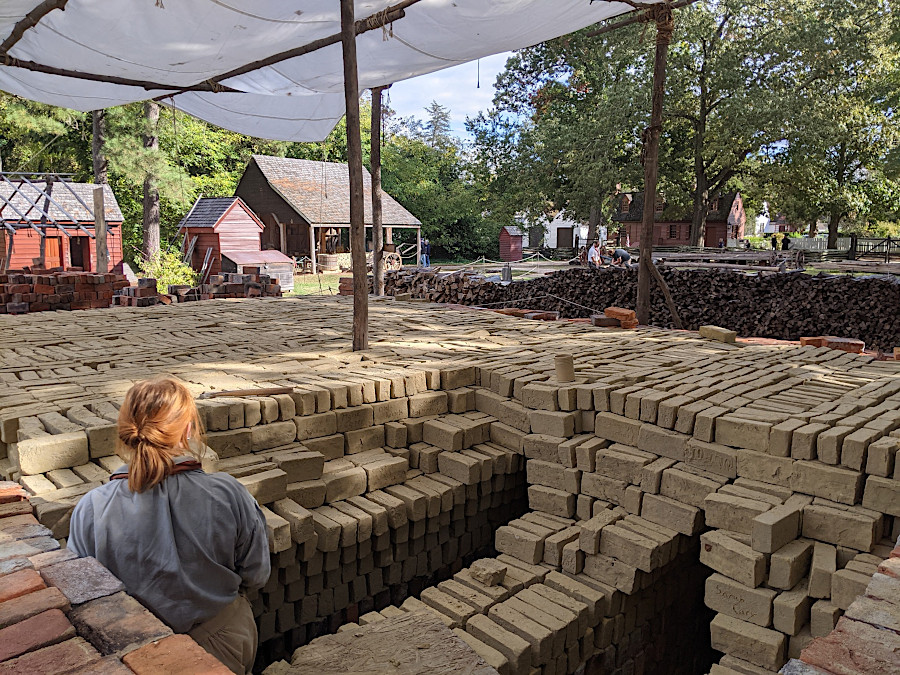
[635,6,674,326]
[341,0,368,350]
[93,187,109,273]
[371,85,388,296]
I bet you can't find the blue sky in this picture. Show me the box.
[385,52,513,139]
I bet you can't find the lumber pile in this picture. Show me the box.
[384,267,900,351]
[0,270,130,314]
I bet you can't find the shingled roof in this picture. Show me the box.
[0,180,123,225]
[250,155,421,227]
[177,197,242,230]
[613,192,739,223]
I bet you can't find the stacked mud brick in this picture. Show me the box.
[168,271,282,302]
[0,270,129,314]
[782,545,900,675]
[2,296,900,674]
[0,482,233,673]
[112,278,160,308]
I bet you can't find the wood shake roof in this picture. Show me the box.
[251,155,421,227]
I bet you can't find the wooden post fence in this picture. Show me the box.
[93,186,108,273]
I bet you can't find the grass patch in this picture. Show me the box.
[289,273,344,296]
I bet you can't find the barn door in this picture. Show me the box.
[44,237,62,267]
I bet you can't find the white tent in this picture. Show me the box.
[0,0,645,141]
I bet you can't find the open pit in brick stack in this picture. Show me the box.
[1,296,899,675]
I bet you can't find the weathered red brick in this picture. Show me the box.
[40,557,124,605]
[800,616,900,675]
[0,536,59,563]
[28,549,77,571]
[0,514,46,541]
[122,634,233,674]
[0,483,27,505]
[0,568,45,603]
[65,655,132,673]
[0,503,31,519]
[0,608,75,662]
[0,637,98,674]
[69,592,172,655]
[0,586,70,628]
[0,558,32,578]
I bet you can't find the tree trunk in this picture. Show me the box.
[341,0,368,350]
[91,110,108,185]
[588,204,600,243]
[690,185,709,247]
[807,218,816,238]
[636,8,674,326]
[142,101,160,259]
[827,208,840,250]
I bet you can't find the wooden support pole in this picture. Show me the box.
[647,260,682,329]
[636,7,674,326]
[341,0,368,350]
[93,187,108,274]
[371,85,388,296]
[309,225,317,274]
[416,228,422,267]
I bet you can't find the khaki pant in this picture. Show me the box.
[189,595,257,675]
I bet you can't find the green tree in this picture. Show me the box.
[423,101,452,149]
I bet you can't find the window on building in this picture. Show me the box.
[655,197,664,213]
[711,198,720,212]
[621,197,630,214]
[668,224,678,239]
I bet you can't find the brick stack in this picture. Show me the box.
[2,297,900,674]
[0,481,232,673]
[168,272,282,302]
[0,270,129,314]
[112,278,160,307]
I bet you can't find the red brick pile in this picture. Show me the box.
[799,336,867,354]
[0,481,232,673]
[112,278,160,308]
[0,271,130,314]
[785,544,900,674]
[167,270,282,303]
[590,306,638,329]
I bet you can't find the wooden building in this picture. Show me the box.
[613,192,746,246]
[499,226,524,262]
[177,196,294,291]
[0,178,123,272]
[235,155,421,271]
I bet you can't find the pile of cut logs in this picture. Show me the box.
[382,267,900,351]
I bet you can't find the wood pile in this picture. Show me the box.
[384,267,900,351]
[0,270,130,314]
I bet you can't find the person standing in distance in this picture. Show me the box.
[68,377,270,675]
[588,241,602,269]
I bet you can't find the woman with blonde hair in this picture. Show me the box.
[69,376,270,675]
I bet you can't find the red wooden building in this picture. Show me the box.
[613,192,746,246]
[178,196,294,290]
[500,226,524,262]
[0,178,124,272]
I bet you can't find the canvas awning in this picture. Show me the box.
[0,0,648,141]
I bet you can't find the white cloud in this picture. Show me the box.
[384,51,513,138]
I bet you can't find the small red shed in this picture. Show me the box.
[178,197,266,278]
[499,226,524,262]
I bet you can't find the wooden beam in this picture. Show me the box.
[635,6,674,325]
[93,187,108,274]
[646,260,682,329]
[371,85,389,296]
[0,0,68,55]
[586,0,700,38]
[309,225,317,274]
[0,0,420,96]
[342,0,368,351]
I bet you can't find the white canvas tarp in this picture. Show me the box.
[0,0,644,140]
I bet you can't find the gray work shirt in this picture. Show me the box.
[68,457,270,633]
